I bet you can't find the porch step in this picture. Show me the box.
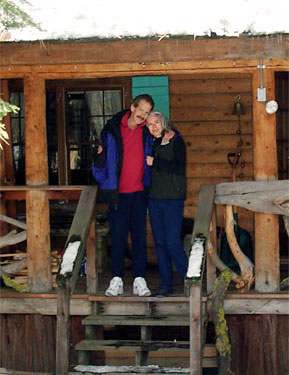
[72,364,190,374]
[75,339,190,351]
[82,315,190,326]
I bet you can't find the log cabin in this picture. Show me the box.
[0,24,288,375]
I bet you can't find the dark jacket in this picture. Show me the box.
[149,134,186,200]
[92,110,154,208]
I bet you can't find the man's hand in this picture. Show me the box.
[97,145,103,154]
[146,156,154,166]
[163,130,175,143]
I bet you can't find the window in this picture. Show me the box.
[10,91,25,185]
[66,89,122,184]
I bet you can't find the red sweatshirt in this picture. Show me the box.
[118,111,145,193]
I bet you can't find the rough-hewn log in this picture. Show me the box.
[252,68,280,292]
[225,205,254,291]
[0,214,27,229]
[24,74,51,292]
[207,238,244,288]
[1,257,27,274]
[215,180,289,216]
[0,229,26,248]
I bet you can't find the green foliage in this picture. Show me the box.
[213,270,233,364]
[0,0,41,30]
[2,274,30,292]
[0,97,19,149]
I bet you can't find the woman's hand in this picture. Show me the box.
[146,156,154,166]
[97,145,103,154]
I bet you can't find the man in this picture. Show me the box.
[92,94,154,297]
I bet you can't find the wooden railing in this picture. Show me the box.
[184,184,216,375]
[55,186,98,375]
[184,180,289,375]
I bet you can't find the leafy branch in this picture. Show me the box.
[0,97,19,150]
[0,0,41,30]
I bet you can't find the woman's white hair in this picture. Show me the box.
[147,111,173,133]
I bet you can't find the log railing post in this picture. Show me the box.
[86,215,97,294]
[56,285,71,375]
[24,74,52,292]
[185,184,216,375]
[190,285,202,375]
[252,67,280,292]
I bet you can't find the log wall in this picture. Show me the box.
[170,73,253,231]
[0,313,288,374]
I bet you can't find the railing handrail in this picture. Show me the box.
[55,185,98,375]
[56,186,98,293]
[185,184,216,289]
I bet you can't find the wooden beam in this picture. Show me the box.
[0,37,288,68]
[252,68,280,292]
[24,74,52,292]
[215,180,289,215]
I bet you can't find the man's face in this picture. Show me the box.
[130,100,152,126]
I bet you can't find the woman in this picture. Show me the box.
[146,111,188,296]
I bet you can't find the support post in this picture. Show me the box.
[0,79,14,238]
[252,68,280,292]
[24,74,52,292]
[190,285,202,375]
[56,285,71,375]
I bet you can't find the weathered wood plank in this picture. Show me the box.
[82,315,190,326]
[86,216,97,294]
[189,286,202,375]
[75,339,190,351]
[185,184,215,287]
[215,180,289,215]
[0,295,288,315]
[56,186,98,292]
[56,285,70,375]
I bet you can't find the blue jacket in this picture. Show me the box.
[92,110,154,208]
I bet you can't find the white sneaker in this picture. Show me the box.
[105,277,123,296]
[133,277,151,297]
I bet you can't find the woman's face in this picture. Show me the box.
[146,114,163,138]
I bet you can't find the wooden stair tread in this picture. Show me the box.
[72,364,190,374]
[75,340,216,355]
[82,315,190,326]
[75,339,190,351]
